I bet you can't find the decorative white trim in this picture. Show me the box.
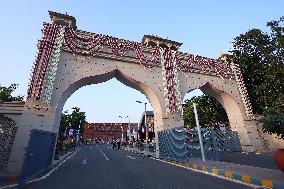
[231,62,255,120]
[42,26,66,104]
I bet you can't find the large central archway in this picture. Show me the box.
[53,68,163,135]
[7,11,263,178]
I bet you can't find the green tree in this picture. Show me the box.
[58,107,86,141]
[231,16,284,114]
[183,95,229,130]
[58,110,71,141]
[231,17,284,139]
[260,109,284,139]
[69,107,86,134]
[0,84,24,102]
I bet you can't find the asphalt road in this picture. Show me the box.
[17,144,253,189]
[219,152,277,170]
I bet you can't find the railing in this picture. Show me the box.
[129,127,242,161]
[158,127,187,161]
[0,115,18,171]
[186,128,242,161]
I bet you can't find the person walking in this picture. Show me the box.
[117,137,121,150]
[112,138,116,149]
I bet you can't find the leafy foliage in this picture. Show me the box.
[261,110,284,139]
[183,95,229,130]
[182,17,283,134]
[0,84,24,102]
[231,17,284,114]
[58,107,86,141]
[231,16,284,139]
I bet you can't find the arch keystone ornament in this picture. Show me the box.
[7,11,264,178]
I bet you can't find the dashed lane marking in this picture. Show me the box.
[99,148,110,160]
[82,159,87,165]
[126,156,136,160]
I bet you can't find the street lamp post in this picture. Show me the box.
[193,103,206,163]
[136,101,148,145]
[119,116,124,141]
[119,115,129,142]
[127,116,131,142]
[121,125,123,141]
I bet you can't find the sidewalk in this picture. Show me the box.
[184,157,284,188]
[0,173,17,188]
[124,146,284,189]
[125,146,156,157]
[218,152,278,170]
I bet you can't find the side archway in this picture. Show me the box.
[200,82,252,148]
[181,81,254,152]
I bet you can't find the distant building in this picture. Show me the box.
[138,111,155,141]
[83,122,138,142]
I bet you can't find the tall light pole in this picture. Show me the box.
[193,103,206,162]
[136,101,148,145]
[119,116,124,141]
[127,116,131,142]
[119,115,129,142]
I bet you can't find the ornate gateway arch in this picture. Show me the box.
[7,11,264,177]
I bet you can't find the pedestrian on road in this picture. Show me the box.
[112,138,116,149]
[117,137,121,150]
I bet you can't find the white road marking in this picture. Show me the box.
[82,158,87,165]
[99,148,109,160]
[126,155,135,160]
[2,148,80,189]
[27,149,80,183]
[1,183,18,189]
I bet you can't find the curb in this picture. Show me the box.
[161,159,284,189]
[124,147,284,189]
[0,175,18,183]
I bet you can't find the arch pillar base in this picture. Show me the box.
[234,119,266,153]
[6,109,57,177]
[6,123,31,176]
[154,113,184,159]
[243,120,266,152]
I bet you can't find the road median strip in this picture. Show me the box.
[0,175,18,183]
[167,158,283,189]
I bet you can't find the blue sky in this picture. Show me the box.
[0,1,283,123]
